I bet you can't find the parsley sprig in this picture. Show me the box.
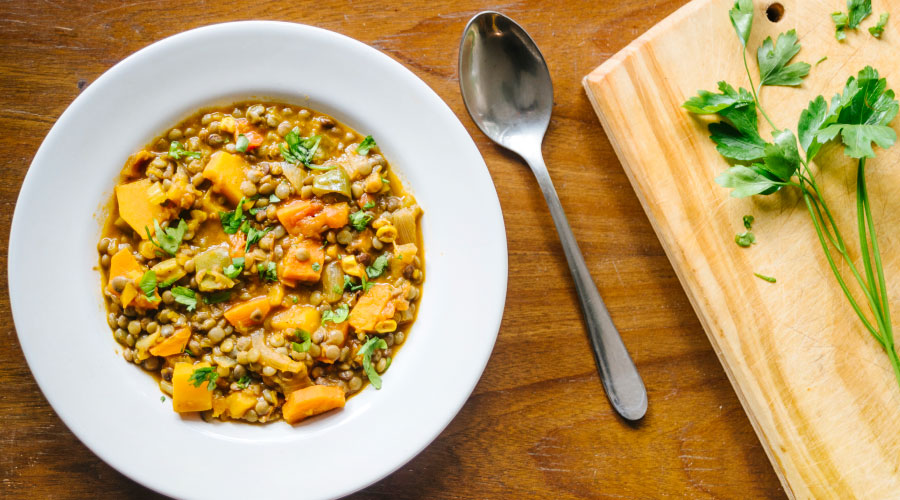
[685,1,900,392]
[188,366,219,391]
[145,219,187,256]
[358,336,388,389]
[281,127,324,168]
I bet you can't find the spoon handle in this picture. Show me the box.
[524,151,648,421]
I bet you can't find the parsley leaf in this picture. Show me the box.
[743,215,755,229]
[291,329,311,352]
[321,304,350,325]
[236,375,251,389]
[357,135,376,155]
[754,273,777,283]
[349,210,373,231]
[145,219,187,256]
[269,194,281,203]
[358,335,389,389]
[224,257,245,279]
[188,366,219,391]
[815,66,899,158]
[366,254,389,279]
[244,225,272,253]
[171,286,197,311]
[735,231,756,247]
[219,198,247,234]
[280,127,322,167]
[235,134,250,153]
[756,30,810,87]
[715,165,785,198]
[311,262,320,272]
[833,0,872,40]
[684,82,766,161]
[139,270,158,301]
[869,12,888,38]
[257,261,278,282]
[168,141,202,160]
[832,12,850,40]
[761,129,801,181]
[728,0,753,47]
[344,275,373,293]
[204,290,231,304]
[363,201,375,210]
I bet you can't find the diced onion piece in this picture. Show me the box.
[251,331,307,374]
[391,206,419,244]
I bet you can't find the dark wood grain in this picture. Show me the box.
[0,1,784,498]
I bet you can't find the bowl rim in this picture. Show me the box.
[9,20,507,499]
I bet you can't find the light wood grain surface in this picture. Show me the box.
[0,1,784,498]
[585,0,900,498]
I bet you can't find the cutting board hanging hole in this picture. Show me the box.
[766,3,784,22]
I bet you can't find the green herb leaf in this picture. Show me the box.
[171,286,197,311]
[243,225,272,253]
[204,290,231,304]
[146,219,187,256]
[235,134,250,153]
[269,194,281,203]
[160,395,166,403]
[869,12,889,38]
[224,257,245,279]
[848,0,872,28]
[366,253,390,279]
[311,262,320,272]
[257,261,278,282]
[358,335,389,389]
[728,0,753,47]
[815,56,828,66]
[321,304,350,325]
[349,210,373,231]
[357,135,376,155]
[168,141,202,160]
[735,231,756,247]
[236,375,251,389]
[754,273,777,283]
[219,198,247,234]
[362,201,375,210]
[188,366,219,391]
[715,165,785,198]
[685,82,766,161]
[761,129,801,181]
[291,329,311,352]
[708,122,767,161]
[139,270,158,301]
[743,215,755,229]
[280,127,322,167]
[756,30,810,87]
[832,11,849,40]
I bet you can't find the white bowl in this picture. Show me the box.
[9,21,507,500]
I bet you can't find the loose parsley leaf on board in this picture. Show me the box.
[869,13,889,38]
[757,30,810,87]
[743,215,755,229]
[754,273,777,283]
[735,231,756,247]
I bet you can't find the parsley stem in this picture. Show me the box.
[857,159,882,313]
[802,192,883,344]
[858,158,893,343]
[742,49,778,131]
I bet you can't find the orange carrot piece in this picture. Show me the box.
[223,296,271,328]
[321,203,349,230]
[348,284,393,332]
[149,327,191,357]
[108,249,160,309]
[228,232,246,258]
[277,199,323,235]
[282,385,346,424]
[279,238,325,283]
[172,362,213,412]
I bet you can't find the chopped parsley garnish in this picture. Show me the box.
[257,261,277,282]
[269,194,281,203]
[735,231,756,247]
[219,197,247,234]
[145,219,187,256]
[870,12,888,38]
[280,127,322,168]
[138,270,158,301]
[235,134,250,153]
[357,135,376,155]
[188,366,219,391]
[344,275,373,293]
[743,214,755,229]
[291,329,311,352]
[362,201,375,210]
[244,225,272,253]
[168,141,202,160]
[224,257,245,279]
[236,375,252,389]
[311,262,320,272]
[321,304,349,325]
[349,210,373,231]
[204,290,231,304]
[171,286,197,311]
[160,395,166,403]
[366,254,390,279]
[358,335,388,389]
[292,296,299,304]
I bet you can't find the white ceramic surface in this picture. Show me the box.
[9,21,507,500]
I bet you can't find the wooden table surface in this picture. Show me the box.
[0,1,784,498]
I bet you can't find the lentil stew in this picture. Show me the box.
[97,102,423,424]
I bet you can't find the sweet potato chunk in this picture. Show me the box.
[282,385,346,424]
[202,151,248,205]
[280,238,325,283]
[348,284,393,332]
[115,179,172,238]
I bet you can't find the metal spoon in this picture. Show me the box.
[459,11,647,420]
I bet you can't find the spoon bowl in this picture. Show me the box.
[459,12,553,152]
[459,11,648,421]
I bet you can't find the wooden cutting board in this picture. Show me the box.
[584,0,900,497]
